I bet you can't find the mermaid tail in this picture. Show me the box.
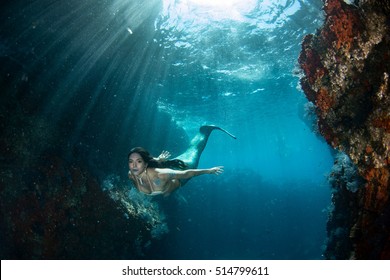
[175,125,236,169]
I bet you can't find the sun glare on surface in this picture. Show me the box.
[161,0,259,23]
[188,0,253,8]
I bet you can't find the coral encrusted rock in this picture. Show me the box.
[299,0,390,259]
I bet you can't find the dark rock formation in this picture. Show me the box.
[0,0,176,258]
[299,0,390,259]
[0,70,165,259]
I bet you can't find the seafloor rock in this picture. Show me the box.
[0,152,156,259]
[299,0,390,259]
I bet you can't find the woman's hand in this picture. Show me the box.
[209,166,224,175]
[156,150,171,162]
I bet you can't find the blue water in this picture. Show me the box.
[135,0,332,259]
[1,0,333,259]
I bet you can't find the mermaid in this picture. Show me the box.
[128,125,236,196]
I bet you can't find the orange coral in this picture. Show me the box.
[318,118,339,148]
[323,0,360,52]
[365,145,374,154]
[324,0,342,14]
[372,116,390,133]
[363,168,390,210]
[298,36,327,87]
[316,88,335,116]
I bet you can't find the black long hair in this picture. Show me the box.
[128,147,187,170]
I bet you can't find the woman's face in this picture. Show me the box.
[128,152,147,176]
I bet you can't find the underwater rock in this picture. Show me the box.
[325,152,364,259]
[102,176,169,241]
[299,0,390,259]
[0,152,155,259]
[0,79,157,259]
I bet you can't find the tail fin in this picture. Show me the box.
[200,125,237,139]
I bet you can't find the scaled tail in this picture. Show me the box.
[176,125,236,169]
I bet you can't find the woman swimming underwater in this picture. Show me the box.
[128,125,236,196]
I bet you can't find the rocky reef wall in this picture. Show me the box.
[299,0,390,259]
[0,58,166,259]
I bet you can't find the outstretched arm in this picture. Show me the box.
[156,166,224,180]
